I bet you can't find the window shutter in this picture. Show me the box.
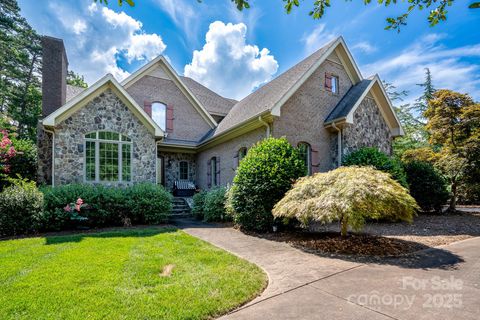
[207,159,212,188]
[215,157,221,186]
[143,100,152,117]
[325,73,332,91]
[311,148,319,173]
[166,105,174,133]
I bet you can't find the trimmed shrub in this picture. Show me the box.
[9,138,38,182]
[229,137,306,231]
[126,183,172,224]
[192,190,207,220]
[203,187,228,222]
[0,179,44,236]
[403,161,449,213]
[41,183,172,231]
[273,166,418,237]
[342,147,408,188]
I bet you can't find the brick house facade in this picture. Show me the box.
[38,36,403,190]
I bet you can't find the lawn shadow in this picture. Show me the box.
[44,226,178,245]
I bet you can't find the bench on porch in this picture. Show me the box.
[173,180,196,197]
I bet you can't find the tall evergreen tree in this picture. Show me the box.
[0,0,42,141]
[411,68,436,120]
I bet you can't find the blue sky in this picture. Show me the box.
[18,0,480,103]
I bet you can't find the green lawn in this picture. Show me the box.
[0,227,266,320]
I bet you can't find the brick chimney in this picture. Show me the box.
[41,36,68,117]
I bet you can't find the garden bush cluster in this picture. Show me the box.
[192,187,230,222]
[0,182,172,237]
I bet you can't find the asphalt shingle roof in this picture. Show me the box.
[212,38,339,137]
[324,79,372,123]
[180,76,236,117]
[66,85,85,102]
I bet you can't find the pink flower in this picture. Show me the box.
[64,204,71,212]
[76,198,84,205]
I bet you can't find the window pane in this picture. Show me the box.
[179,161,188,180]
[298,143,311,175]
[99,131,119,141]
[332,76,338,93]
[99,142,119,181]
[85,132,96,139]
[238,148,247,162]
[85,141,96,181]
[122,135,131,142]
[152,102,166,131]
[122,144,131,182]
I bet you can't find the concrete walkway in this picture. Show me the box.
[176,219,480,320]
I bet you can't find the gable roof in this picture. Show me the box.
[212,37,362,137]
[180,76,236,116]
[42,74,164,138]
[325,75,404,137]
[121,55,217,128]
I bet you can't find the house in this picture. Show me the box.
[37,35,403,190]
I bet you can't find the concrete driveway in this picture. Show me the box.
[177,219,480,320]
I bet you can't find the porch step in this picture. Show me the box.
[170,197,192,219]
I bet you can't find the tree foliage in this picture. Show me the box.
[424,89,480,211]
[228,137,305,231]
[67,71,88,88]
[273,166,418,237]
[0,0,42,141]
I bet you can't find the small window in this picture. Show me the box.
[152,102,166,131]
[325,73,339,94]
[298,142,311,176]
[179,161,189,180]
[238,147,247,163]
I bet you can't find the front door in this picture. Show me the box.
[156,156,165,186]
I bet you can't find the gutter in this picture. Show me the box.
[331,122,342,167]
[43,127,55,187]
[258,116,270,138]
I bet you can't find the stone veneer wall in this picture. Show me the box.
[37,122,53,185]
[159,152,196,190]
[53,88,156,186]
[332,96,393,165]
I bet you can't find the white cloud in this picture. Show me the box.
[32,1,167,84]
[184,21,278,100]
[72,20,87,35]
[302,24,338,56]
[362,34,480,104]
[154,0,200,43]
[351,41,377,54]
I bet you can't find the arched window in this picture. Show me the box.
[238,147,247,163]
[179,161,189,180]
[152,102,166,131]
[84,131,132,182]
[298,142,311,175]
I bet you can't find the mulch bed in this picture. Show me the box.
[252,212,480,258]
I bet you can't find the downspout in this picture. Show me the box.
[258,116,270,138]
[43,127,55,187]
[331,122,342,167]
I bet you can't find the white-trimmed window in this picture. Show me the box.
[84,131,132,182]
[298,142,312,175]
[152,102,167,131]
[325,73,339,94]
[179,161,189,180]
